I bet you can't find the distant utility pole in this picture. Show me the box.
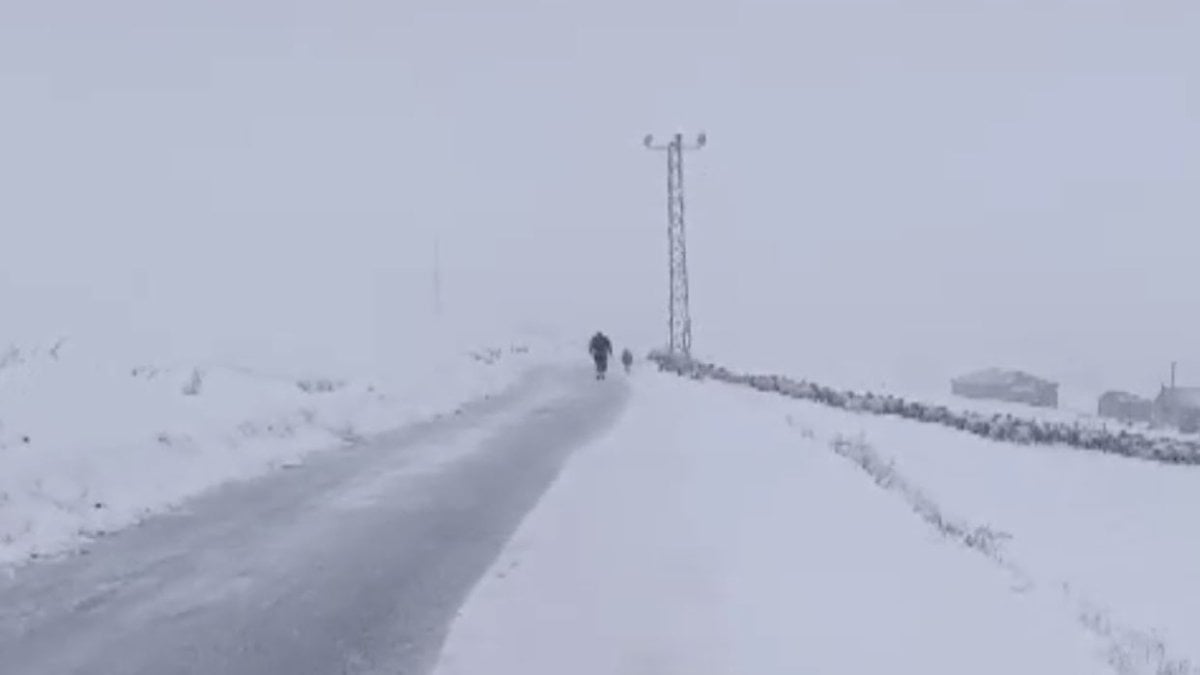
[433,234,443,317]
[644,131,706,357]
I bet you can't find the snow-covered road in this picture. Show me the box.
[433,371,1112,675]
[0,365,628,675]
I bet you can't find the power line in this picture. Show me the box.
[644,132,706,357]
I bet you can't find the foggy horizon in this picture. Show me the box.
[3,0,1197,397]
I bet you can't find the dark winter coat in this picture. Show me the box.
[589,333,613,359]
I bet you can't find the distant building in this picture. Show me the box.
[1097,391,1153,424]
[950,368,1058,408]
[1154,386,1200,433]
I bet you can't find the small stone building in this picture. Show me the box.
[1097,391,1153,424]
[951,368,1058,408]
[1154,387,1200,433]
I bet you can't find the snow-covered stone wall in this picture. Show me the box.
[648,350,1200,465]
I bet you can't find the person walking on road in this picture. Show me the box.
[621,348,634,374]
[588,331,613,380]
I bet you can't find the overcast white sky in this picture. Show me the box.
[1,0,1197,393]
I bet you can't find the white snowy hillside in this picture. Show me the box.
[0,330,555,568]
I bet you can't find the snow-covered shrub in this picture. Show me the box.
[470,348,505,365]
[181,368,204,396]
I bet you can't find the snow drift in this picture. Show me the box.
[0,336,546,568]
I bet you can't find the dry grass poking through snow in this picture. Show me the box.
[824,432,1196,675]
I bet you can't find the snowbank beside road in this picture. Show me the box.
[433,373,1105,675]
[0,336,545,568]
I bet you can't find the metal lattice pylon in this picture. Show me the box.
[644,132,706,357]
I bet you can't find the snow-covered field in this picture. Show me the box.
[432,371,1140,675]
[0,331,561,569]
[820,404,1200,672]
[590,360,1200,674]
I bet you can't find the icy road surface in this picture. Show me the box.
[0,365,628,675]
